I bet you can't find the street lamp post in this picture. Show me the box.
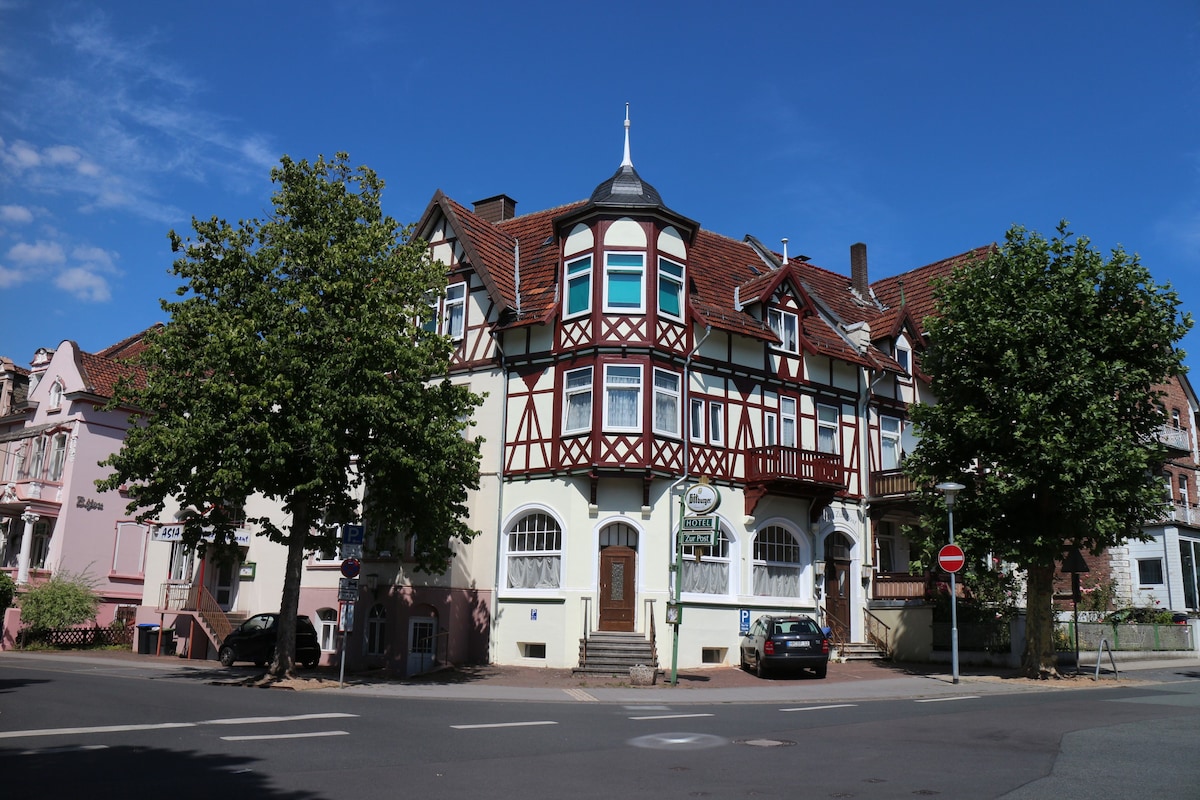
[936,481,966,685]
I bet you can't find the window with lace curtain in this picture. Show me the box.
[603,364,642,431]
[506,512,562,590]
[753,525,802,597]
[680,526,730,595]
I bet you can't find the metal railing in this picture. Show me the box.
[864,608,892,657]
[156,581,234,649]
[819,608,850,654]
[1155,425,1190,451]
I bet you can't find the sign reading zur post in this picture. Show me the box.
[679,515,717,547]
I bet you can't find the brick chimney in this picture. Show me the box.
[473,194,518,223]
[851,242,868,297]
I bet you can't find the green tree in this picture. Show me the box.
[98,153,483,679]
[905,223,1191,678]
[19,572,99,632]
[0,572,15,616]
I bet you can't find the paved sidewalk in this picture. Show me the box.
[5,649,1196,705]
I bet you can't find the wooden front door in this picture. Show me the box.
[825,558,852,636]
[599,546,636,632]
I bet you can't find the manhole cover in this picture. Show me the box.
[736,738,796,748]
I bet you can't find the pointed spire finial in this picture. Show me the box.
[621,103,633,168]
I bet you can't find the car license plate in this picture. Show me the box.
[789,641,810,648]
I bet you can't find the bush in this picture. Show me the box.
[18,572,99,632]
[0,572,15,614]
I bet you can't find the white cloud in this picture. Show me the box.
[7,240,65,266]
[55,266,111,302]
[0,205,33,223]
[72,244,117,271]
[0,263,28,289]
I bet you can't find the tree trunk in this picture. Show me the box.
[1021,562,1059,678]
[268,498,312,679]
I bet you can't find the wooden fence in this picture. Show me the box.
[15,625,134,649]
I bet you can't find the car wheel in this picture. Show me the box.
[755,652,768,679]
[218,646,236,667]
[739,648,749,671]
[814,662,828,679]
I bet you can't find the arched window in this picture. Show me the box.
[366,604,386,656]
[48,380,64,410]
[599,521,638,548]
[506,512,562,589]
[316,608,338,652]
[753,525,802,597]
[681,526,730,595]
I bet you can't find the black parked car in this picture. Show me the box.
[740,614,829,678]
[218,612,321,668]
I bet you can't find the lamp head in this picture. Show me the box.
[935,481,966,508]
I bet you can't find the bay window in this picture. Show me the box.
[658,257,684,319]
[603,364,642,431]
[563,367,593,434]
[565,255,592,317]
[652,369,680,436]
[604,252,645,313]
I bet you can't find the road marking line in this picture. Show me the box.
[629,713,715,721]
[221,731,350,741]
[451,721,559,730]
[0,712,361,740]
[0,722,194,739]
[564,688,598,702]
[779,704,857,712]
[914,696,981,703]
[20,745,109,755]
[202,713,358,725]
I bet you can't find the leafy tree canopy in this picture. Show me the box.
[904,222,1191,674]
[99,153,482,675]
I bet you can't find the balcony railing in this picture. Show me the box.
[1155,425,1191,452]
[745,446,843,486]
[871,571,930,601]
[1160,501,1200,526]
[870,469,917,499]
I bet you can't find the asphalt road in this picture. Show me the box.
[2,654,1198,800]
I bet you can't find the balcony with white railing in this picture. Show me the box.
[1161,501,1200,527]
[1155,425,1191,452]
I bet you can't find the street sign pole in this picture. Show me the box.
[670,488,684,687]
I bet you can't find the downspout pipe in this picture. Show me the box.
[489,330,509,655]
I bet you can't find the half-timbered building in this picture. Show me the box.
[410,115,952,670]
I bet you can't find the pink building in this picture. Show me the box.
[0,331,154,647]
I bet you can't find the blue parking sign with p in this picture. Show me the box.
[739,609,751,635]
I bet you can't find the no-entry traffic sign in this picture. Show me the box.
[938,544,965,573]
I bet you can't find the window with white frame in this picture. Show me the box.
[880,416,902,470]
[781,397,797,448]
[895,343,911,375]
[365,603,387,656]
[168,541,193,582]
[565,255,592,317]
[1181,474,1190,505]
[708,401,724,445]
[603,364,642,431]
[680,526,730,595]
[768,308,799,353]
[563,367,593,434]
[604,252,645,313]
[658,257,684,319]
[506,512,562,590]
[652,369,680,436]
[443,282,466,339]
[48,380,64,410]
[753,525,802,597]
[24,436,46,479]
[765,412,778,447]
[817,404,839,454]
[690,398,705,442]
[47,433,68,481]
[317,608,338,651]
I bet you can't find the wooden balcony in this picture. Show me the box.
[746,446,843,486]
[744,446,844,517]
[870,469,917,500]
[871,571,930,601]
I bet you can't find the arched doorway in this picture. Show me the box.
[823,532,854,636]
[598,522,637,632]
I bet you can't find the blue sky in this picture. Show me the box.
[3,1,1200,366]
